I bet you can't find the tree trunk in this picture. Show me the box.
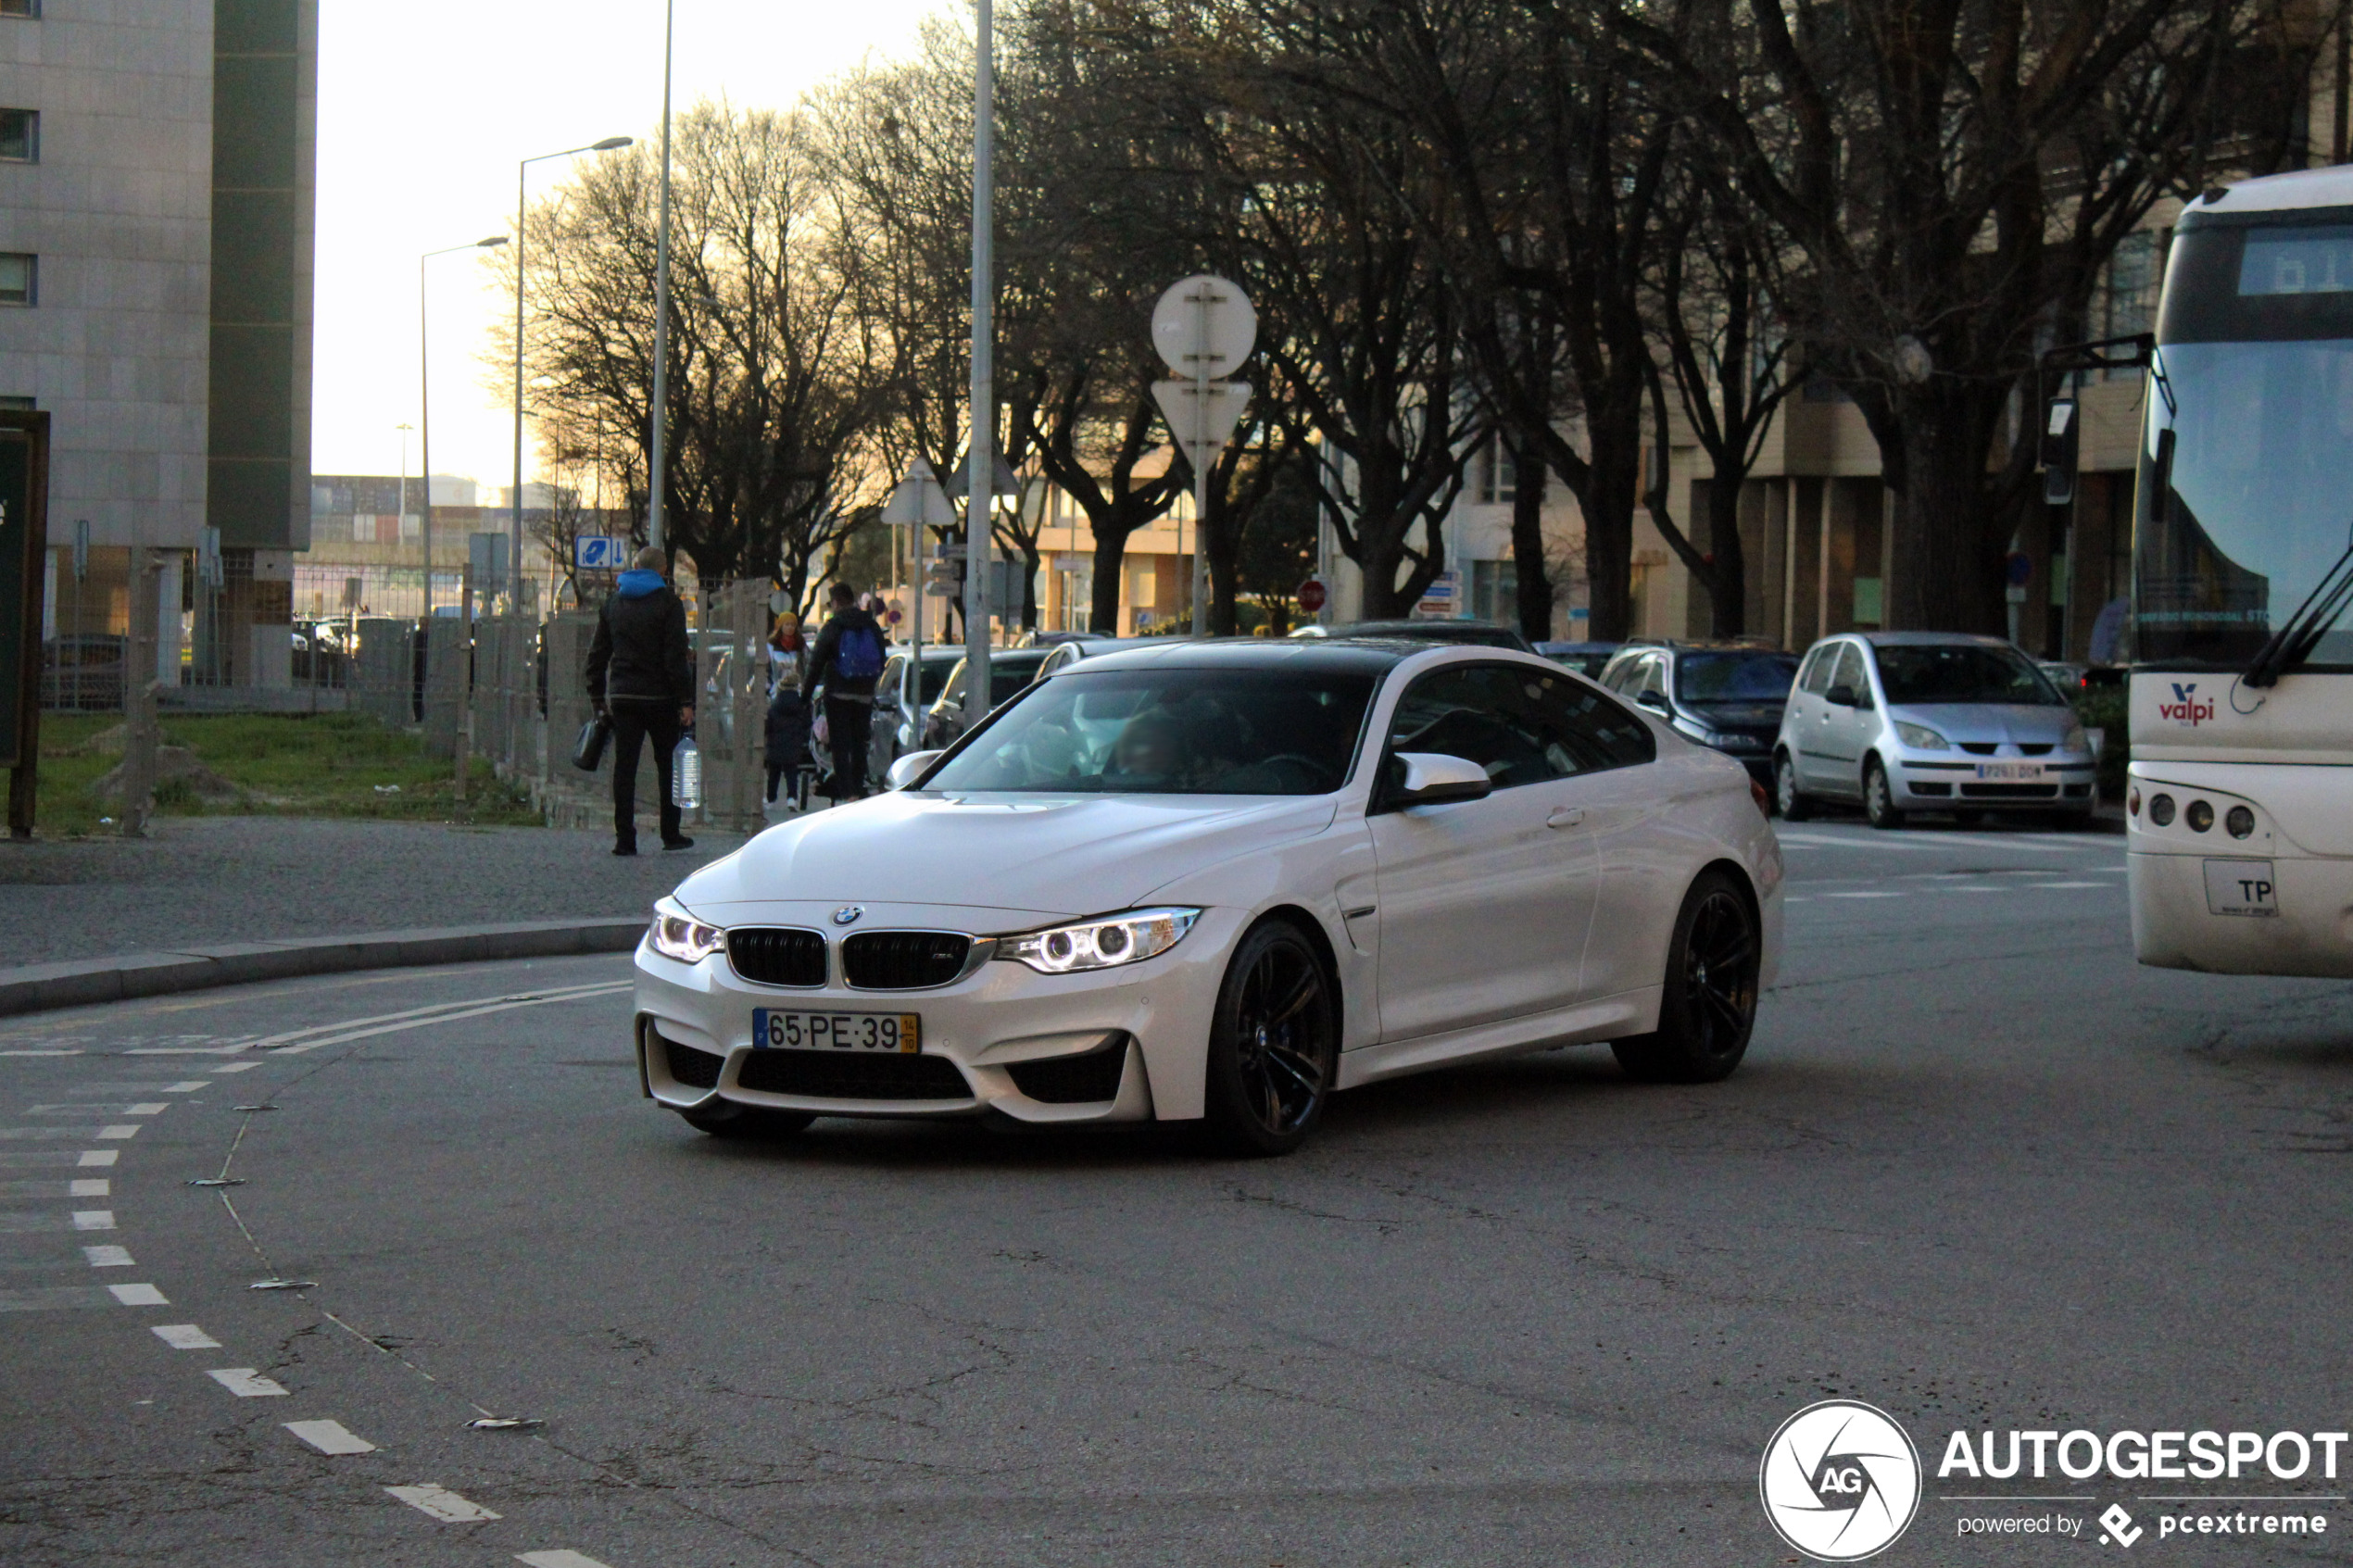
[1508,441,1553,642]
[1355,532,1415,620]
[1578,427,1642,643]
[1888,387,2006,633]
[1705,466,1747,638]
[1088,529,1130,634]
[1207,542,1239,636]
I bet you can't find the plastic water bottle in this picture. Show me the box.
[671,734,702,809]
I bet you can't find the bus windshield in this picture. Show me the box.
[2136,221,2353,667]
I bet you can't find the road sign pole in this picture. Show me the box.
[1191,284,1209,635]
[964,0,994,718]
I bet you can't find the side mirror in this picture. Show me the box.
[1824,684,1856,708]
[1634,688,1671,712]
[885,749,945,790]
[1392,751,1493,808]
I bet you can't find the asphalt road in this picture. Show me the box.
[2,816,2349,1566]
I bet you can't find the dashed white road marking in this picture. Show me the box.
[97,1124,140,1140]
[385,1484,502,1523]
[82,1245,132,1267]
[79,1149,118,1166]
[27,1103,170,1118]
[208,1368,291,1398]
[161,1082,208,1093]
[285,1419,377,1455]
[211,1061,261,1073]
[273,982,635,1056]
[71,1210,115,1230]
[107,1282,167,1306]
[1824,891,1906,899]
[2031,881,2108,889]
[152,1323,220,1349]
[70,1178,107,1197]
[0,1177,106,1198]
[517,1552,616,1568]
[0,1049,80,1057]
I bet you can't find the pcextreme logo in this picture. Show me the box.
[1760,1400,1924,1561]
[2158,682,2216,727]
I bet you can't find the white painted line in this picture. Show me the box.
[2030,881,2107,889]
[71,1210,114,1231]
[125,1103,168,1115]
[208,1367,291,1398]
[385,1485,502,1523]
[1945,885,2007,893]
[0,1049,80,1057]
[285,1419,376,1455]
[152,1323,220,1349]
[1824,891,1906,899]
[97,1125,139,1140]
[82,1245,132,1267]
[69,1179,107,1197]
[1775,832,1950,853]
[78,1149,118,1166]
[107,1282,167,1306]
[124,1044,248,1055]
[275,985,635,1056]
[162,1082,208,1094]
[517,1552,616,1568]
[211,1061,261,1073]
[248,980,633,1054]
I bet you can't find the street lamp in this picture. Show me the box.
[420,235,505,624]
[648,0,678,554]
[513,136,631,616]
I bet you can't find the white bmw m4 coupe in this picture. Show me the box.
[633,638,1783,1155]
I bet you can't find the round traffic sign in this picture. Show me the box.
[1297,577,1327,613]
[2006,550,2033,587]
[1151,274,1256,381]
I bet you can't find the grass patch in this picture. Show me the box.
[30,711,538,839]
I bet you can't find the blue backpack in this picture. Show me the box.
[835,621,885,680]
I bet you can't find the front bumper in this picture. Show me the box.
[1894,755,2096,809]
[633,906,1242,1124]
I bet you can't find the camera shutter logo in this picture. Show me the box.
[1759,1400,1922,1561]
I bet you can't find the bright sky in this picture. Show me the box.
[311,0,946,493]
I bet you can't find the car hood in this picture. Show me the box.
[672,791,1340,922]
[1687,700,1786,732]
[1884,702,2075,743]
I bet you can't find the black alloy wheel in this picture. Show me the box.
[1613,872,1761,1084]
[1863,758,1906,830]
[1204,921,1339,1157]
[1774,753,1814,822]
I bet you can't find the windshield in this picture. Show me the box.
[922,668,1376,795]
[1677,651,1798,703]
[2136,220,2353,667]
[1872,645,2061,706]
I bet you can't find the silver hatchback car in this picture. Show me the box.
[1773,633,2096,828]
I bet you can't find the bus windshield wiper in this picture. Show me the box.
[2245,529,2353,689]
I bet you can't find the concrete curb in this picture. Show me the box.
[0,917,649,1020]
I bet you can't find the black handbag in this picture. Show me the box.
[572,713,612,771]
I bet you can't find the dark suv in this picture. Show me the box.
[1597,642,1799,785]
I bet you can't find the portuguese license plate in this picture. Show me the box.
[1972,761,2047,782]
[752,1010,921,1053]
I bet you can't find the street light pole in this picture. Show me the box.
[513,138,630,616]
[964,0,993,709]
[648,0,677,555]
[419,234,505,674]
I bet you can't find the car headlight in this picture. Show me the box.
[996,908,1201,974]
[1894,721,1949,751]
[2060,714,2089,751]
[1672,717,1728,747]
[648,901,726,964]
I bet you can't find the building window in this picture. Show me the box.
[0,1,38,18]
[0,109,33,162]
[0,254,33,306]
[1470,558,1519,625]
[1478,441,1517,505]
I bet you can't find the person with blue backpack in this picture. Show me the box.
[800,580,887,801]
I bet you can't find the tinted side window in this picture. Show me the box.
[1525,669,1657,771]
[1387,665,1557,789]
[1799,646,1837,696]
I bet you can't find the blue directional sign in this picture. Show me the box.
[574,536,627,571]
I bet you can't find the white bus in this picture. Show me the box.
[2129,167,2353,976]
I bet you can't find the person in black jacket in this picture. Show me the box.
[585,546,696,856]
[800,581,887,801]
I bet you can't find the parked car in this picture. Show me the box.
[39,633,126,710]
[1534,640,1622,679]
[864,646,964,785]
[1774,633,2096,829]
[921,646,1061,749]
[1290,618,1537,653]
[1598,643,1799,786]
[635,638,1780,1153]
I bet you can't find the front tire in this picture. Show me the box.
[1203,920,1339,1157]
[1613,872,1761,1084]
[1863,758,1906,830]
[1774,754,1814,822]
[678,1102,815,1138]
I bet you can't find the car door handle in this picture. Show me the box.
[1547,807,1585,829]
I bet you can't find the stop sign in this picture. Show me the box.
[1297,578,1327,613]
